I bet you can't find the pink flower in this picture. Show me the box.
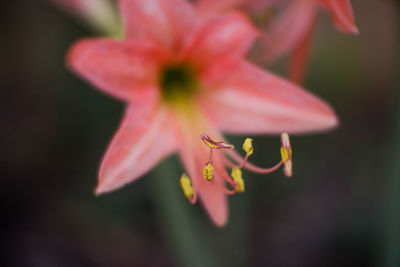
[67,0,337,226]
[196,0,358,83]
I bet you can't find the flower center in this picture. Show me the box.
[159,64,198,103]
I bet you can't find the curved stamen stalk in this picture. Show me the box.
[214,164,237,187]
[222,186,237,195]
[241,160,283,174]
[224,155,282,174]
[234,153,249,169]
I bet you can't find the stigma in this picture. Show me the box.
[200,133,234,149]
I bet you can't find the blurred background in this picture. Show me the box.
[0,0,399,266]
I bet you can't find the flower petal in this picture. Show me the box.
[195,0,244,18]
[96,94,178,194]
[198,168,228,227]
[119,0,199,50]
[67,38,163,101]
[201,62,338,134]
[288,17,317,84]
[181,12,257,82]
[322,0,358,34]
[260,0,317,63]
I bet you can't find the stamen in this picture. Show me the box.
[200,133,234,149]
[280,132,293,177]
[222,185,237,195]
[231,168,245,193]
[225,148,283,174]
[180,174,195,202]
[240,160,283,174]
[214,164,237,187]
[242,138,253,156]
[233,137,254,169]
[218,171,238,195]
[203,161,214,182]
[195,133,293,200]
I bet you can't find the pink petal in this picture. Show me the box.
[195,0,277,17]
[195,0,244,18]
[119,0,199,50]
[67,38,163,101]
[245,0,278,10]
[288,17,317,84]
[179,127,228,226]
[201,61,338,134]
[322,0,358,34]
[198,168,228,227]
[181,12,257,82]
[97,94,178,194]
[260,0,317,63]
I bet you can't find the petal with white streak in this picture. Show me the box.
[201,62,338,134]
[97,94,178,194]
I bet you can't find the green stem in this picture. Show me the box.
[151,157,218,267]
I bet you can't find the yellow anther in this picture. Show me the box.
[280,132,293,178]
[180,174,194,200]
[280,146,290,163]
[231,168,245,193]
[243,138,253,156]
[203,161,214,181]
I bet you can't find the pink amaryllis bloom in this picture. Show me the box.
[196,0,358,83]
[67,0,337,226]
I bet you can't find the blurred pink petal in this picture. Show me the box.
[181,12,258,81]
[97,95,178,194]
[119,0,199,51]
[288,17,317,84]
[261,0,317,63]
[322,0,358,34]
[67,38,164,101]
[196,0,358,84]
[196,0,245,17]
[201,62,338,134]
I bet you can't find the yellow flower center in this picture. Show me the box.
[159,64,198,103]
